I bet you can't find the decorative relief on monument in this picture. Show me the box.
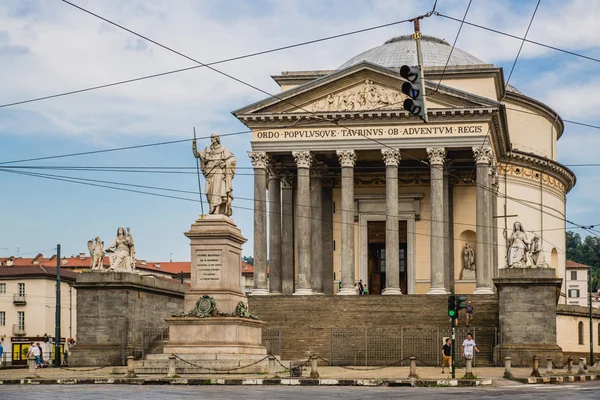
[196,251,222,282]
[497,164,565,193]
[336,149,357,167]
[381,148,401,166]
[306,80,405,112]
[426,147,446,165]
[172,295,259,319]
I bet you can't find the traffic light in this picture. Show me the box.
[456,296,468,312]
[448,295,457,318]
[400,65,425,119]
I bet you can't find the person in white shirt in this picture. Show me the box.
[462,333,480,359]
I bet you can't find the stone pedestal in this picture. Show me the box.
[493,268,563,367]
[183,214,247,313]
[157,214,268,373]
[69,272,186,367]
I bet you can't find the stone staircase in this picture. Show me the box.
[249,294,499,367]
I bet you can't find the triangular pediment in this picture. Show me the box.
[233,61,500,117]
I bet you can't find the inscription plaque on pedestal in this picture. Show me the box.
[196,251,222,282]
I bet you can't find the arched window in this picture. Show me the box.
[551,248,558,269]
[578,321,584,345]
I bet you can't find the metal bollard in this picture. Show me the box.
[545,357,553,375]
[531,356,541,377]
[578,357,586,375]
[408,356,418,379]
[463,357,475,378]
[268,356,276,375]
[503,357,513,379]
[125,355,136,378]
[567,356,573,374]
[309,354,319,379]
[27,356,38,378]
[167,355,177,378]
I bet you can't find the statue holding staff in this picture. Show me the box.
[192,133,237,216]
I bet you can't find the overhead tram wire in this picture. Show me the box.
[0,165,579,258]
[24,3,599,240]
[0,130,251,165]
[434,11,600,65]
[0,166,569,252]
[469,0,540,180]
[435,0,472,92]
[0,16,417,110]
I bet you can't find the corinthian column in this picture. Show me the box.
[280,172,295,295]
[248,151,269,295]
[310,162,326,294]
[267,161,282,294]
[336,149,357,295]
[473,146,495,294]
[292,150,313,295]
[426,147,447,295]
[381,148,402,295]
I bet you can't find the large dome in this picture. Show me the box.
[339,34,486,69]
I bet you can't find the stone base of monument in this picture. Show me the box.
[69,271,186,367]
[493,268,563,367]
[134,317,268,373]
[133,214,269,374]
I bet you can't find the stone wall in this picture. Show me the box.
[557,305,600,360]
[249,294,498,365]
[70,272,186,366]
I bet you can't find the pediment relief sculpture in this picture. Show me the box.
[299,80,406,113]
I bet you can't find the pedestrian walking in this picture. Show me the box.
[462,332,480,360]
[465,300,474,327]
[441,338,452,373]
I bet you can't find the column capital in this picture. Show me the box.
[381,148,401,166]
[426,147,446,165]
[280,171,295,189]
[472,146,493,165]
[311,161,327,178]
[267,161,282,181]
[336,149,356,167]
[248,151,270,169]
[292,150,313,168]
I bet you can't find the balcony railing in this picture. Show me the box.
[12,324,26,336]
[13,294,26,305]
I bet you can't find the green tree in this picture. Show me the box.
[242,256,254,266]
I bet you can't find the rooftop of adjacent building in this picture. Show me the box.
[566,260,591,269]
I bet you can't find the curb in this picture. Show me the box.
[0,377,493,387]
[514,374,600,384]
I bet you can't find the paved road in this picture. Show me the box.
[2,382,600,400]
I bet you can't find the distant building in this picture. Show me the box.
[565,260,589,306]
[0,264,76,365]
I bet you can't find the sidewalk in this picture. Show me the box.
[0,365,598,386]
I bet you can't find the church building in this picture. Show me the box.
[234,34,575,297]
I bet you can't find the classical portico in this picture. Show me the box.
[235,34,575,297]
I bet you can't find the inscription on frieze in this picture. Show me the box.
[197,251,222,282]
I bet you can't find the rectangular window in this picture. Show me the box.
[17,311,25,330]
[569,289,581,298]
[18,283,25,296]
[0,311,5,326]
[571,271,577,281]
[0,283,5,294]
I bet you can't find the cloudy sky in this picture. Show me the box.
[1,0,598,262]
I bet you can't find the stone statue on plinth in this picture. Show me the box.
[506,221,530,268]
[105,227,136,272]
[192,133,237,217]
[530,235,548,268]
[460,242,476,279]
[87,236,105,270]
